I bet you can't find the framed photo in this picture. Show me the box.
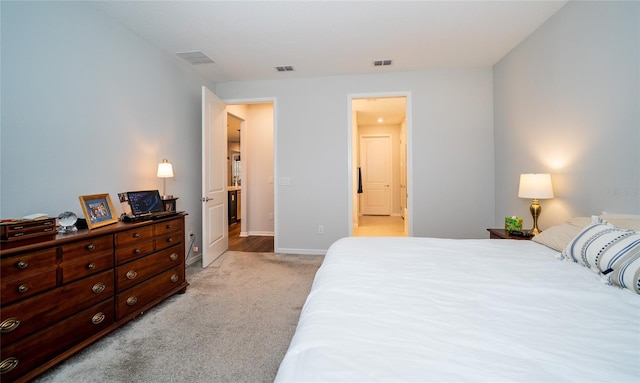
[79,193,118,229]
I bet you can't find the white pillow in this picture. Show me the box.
[532,217,591,252]
[599,213,640,231]
[561,222,640,294]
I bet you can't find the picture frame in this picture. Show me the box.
[79,193,118,229]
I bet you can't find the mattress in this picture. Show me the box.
[275,237,640,382]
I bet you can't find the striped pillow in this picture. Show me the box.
[562,223,640,294]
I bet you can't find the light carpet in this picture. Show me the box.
[33,251,323,383]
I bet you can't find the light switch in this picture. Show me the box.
[278,177,291,185]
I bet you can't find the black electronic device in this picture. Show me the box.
[124,190,182,221]
[508,229,534,238]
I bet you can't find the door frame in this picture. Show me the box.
[347,92,413,236]
[223,97,278,251]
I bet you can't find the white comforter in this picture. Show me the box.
[275,237,640,382]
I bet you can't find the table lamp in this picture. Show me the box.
[518,173,554,235]
[157,158,174,199]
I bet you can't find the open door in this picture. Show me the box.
[202,86,228,267]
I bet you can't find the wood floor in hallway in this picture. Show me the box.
[228,222,275,252]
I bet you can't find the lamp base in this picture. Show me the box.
[529,198,542,235]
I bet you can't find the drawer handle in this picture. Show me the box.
[126,270,138,280]
[167,237,174,243]
[133,233,141,238]
[170,274,179,283]
[166,224,173,229]
[169,253,178,261]
[17,285,28,293]
[87,244,96,251]
[87,263,96,270]
[16,260,29,269]
[92,283,106,294]
[0,318,21,333]
[92,312,106,325]
[134,249,141,254]
[126,296,138,306]
[0,357,19,375]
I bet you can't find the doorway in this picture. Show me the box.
[225,102,275,252]
[350,95,410,237]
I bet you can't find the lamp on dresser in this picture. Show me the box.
[157,158,174,199]
[518,173,554,235]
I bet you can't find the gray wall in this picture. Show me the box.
[1,1,214,252]
[217,70,495,253]
[493,0,640,230]
[8,2,632,255]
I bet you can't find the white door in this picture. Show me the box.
[202,86,228,267]
[360,135,392,215]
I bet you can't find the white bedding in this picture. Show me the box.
[275,237,640,382]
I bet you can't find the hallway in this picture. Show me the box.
[353,215,406,237]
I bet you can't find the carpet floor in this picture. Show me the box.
[33,251,323,383]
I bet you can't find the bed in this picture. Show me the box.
[275,218,640,382]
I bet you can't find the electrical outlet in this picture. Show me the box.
[193,246,199,252]
[318,225,324,234]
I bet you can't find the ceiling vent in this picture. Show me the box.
[275,65,295,72]
[373,59,393,67]
[176,51,215,65]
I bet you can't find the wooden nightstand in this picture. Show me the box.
[487,228,533,240]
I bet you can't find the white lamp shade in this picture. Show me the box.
[518,173,554,199]
[157,159,174,178]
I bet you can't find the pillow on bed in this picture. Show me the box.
[561,222,640,294]
[599,213,640,231]
[532,217,592,252]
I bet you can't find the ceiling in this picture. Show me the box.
[353,97,407,126]
[90,1,566,127]
[91,1,566,83]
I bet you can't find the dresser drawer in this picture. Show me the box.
[154,218,182,236]
[0,299,114,382]
[115,245,184,292]
[0,270,113,346]
[115,240,155,265]
[0,248,57,283]
[1,270,57,306]
[115,226,154,247]
[116,264,185,320]
[155,232,182,252]
[61,252,114,284]
[61,235,113,261]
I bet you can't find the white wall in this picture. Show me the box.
[493,0,640,230]
[216,70,495,253]
[1,1,213,253]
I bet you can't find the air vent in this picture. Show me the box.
[275,65,295,72]
[373,59,393,67]
[176,51,215,65]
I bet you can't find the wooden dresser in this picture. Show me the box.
[0,214,188,382]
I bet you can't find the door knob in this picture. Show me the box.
[201,197,214,202]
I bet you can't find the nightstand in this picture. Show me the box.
[487,228,533,240]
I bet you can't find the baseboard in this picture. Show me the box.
[247,231,274,237]
[276,247,326,256]
[185,253,202,266]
